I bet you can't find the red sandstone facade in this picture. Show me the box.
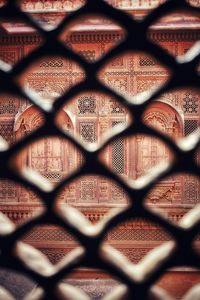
[0,0,199,296]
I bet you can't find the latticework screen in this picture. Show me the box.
[0,0,199,299]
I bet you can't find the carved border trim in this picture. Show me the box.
[0,30,199,45]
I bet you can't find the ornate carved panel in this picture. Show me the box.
[112,121,126,175]
[0,99,18,115]
[110,99,125,114]
[80,178,97,202]
[0,20,199,283]
[134,135,169,176]
[135,108,173,177]
[183,177,199,204]
[147,180,178,204]
[104,75,129,95]
[137,77,165,93]
[183,93,199,114]
[0,121,14,143]
[109,228,170,241]
[0,46,23,65]
[111,182,125,203]
[78,96,96,114]
[184,120,198,136]
[0,180,17,202]
[20,0,85,11]
[30,137,65,175]
[79,122,96,143]
[16,107,74,183]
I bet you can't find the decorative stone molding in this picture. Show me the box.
[0,205,195,224]
[0,28,199,46]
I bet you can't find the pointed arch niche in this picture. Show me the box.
[129,101,183,178]
[129,101,184,205]
[15,105,76,185]
[144,101,183,138]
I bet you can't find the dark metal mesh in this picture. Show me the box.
[0,0,200,299]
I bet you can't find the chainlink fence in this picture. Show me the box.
[0,0,200,299]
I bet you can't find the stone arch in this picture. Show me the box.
[137,102,183,204]
[14,106,75,183]
[144,101,183,138]
[129,101,183,180]
[15,105,74,137]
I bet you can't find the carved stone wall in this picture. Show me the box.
[0,17,199,269]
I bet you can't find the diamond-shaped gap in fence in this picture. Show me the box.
[56,175,130,224]
[0,17,44,69]
[148,10,200,57]
[59,13,127,63]
[104,218,173,264]
[145,173,200,226]
[16,55,85,105]
[17,0,86,31]
[99,133,174,182]
[55,90,132,147]
[104,0,168,20]
[20,224,80,266]
[11,135,83,188]
[0,179,43,227]
[98,51,171,100]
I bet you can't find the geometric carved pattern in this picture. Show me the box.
[109,229,170,241]
[0,99,17,115]
[39,58,64,68]
[146,182,176,204]
[106,77,128,94]
[0,180,16,200]
[184,120,198,136]
[40,249,71,264]
[111,57,124,67]
[110,99,124,114]
[81,179,96,201]
[183,93,198,113]
[112,121,125,174]
[0,122,13,143]
[184,179,199,204]
[21,0,84,11]
[112,138,125,174]
[78,96,96,114]
[0,0,199,298]
[139,56,156,66]
[111,182,125,201]
[42,172,61,181]
[27,79,67,99]
[118,248,150,263]
[137,79,162,93]
[78,50,96,62]
[0,51,17,65]
[24,227,74,241]
[30,138,64,173]
[80,122,96,143]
